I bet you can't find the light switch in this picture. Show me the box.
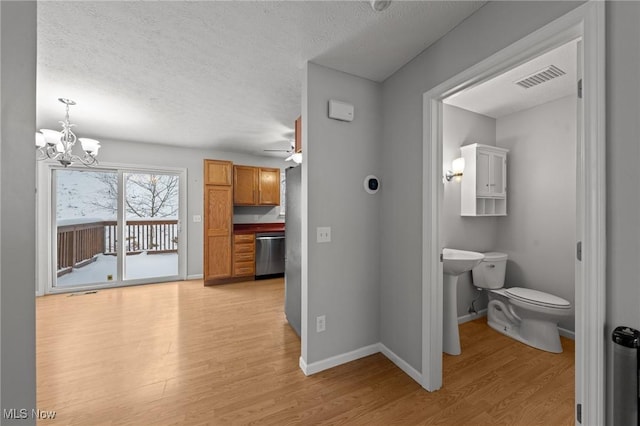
[317,227,331,243]
[193,215,202,223]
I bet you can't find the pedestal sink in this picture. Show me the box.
[442,248,484,355]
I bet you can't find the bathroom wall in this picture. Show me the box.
[442,104,498,317]
[495,95,576,332]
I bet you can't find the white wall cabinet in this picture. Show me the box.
[460,143,509,216]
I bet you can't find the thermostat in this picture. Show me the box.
[364,175,380,194]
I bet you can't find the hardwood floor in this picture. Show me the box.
[36,279,574,425]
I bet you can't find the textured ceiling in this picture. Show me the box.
[37,1,485,156]
[446,40,578,118]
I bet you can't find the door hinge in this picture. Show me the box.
[440,253,443,262]
[577,403,582,423]
[578,79,583,99]
[577,241,582,261]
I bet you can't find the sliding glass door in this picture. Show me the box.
[54,169,119,288]
[52,166,184,291]
[123,172,179,281]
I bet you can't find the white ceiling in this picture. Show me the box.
[445,40,578,118]
[37,1,485,157]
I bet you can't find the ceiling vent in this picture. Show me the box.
[514,65,566,89]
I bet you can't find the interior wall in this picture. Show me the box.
[495,95,576,332]
[0,1,37,422]
[51,138,287,278]
[606,2,640,421]
[304,62,382,364]
[380,0,582,373]
[442,104,497,316]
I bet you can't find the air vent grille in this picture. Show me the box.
[515,65,566,89]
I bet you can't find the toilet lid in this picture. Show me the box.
[505,287,571,308]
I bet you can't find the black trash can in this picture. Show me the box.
[612,326,640,425]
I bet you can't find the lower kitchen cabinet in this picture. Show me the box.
[233,233,255,277]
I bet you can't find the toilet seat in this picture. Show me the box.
[504,287,571,309]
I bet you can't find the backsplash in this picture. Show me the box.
[233,205,284,224]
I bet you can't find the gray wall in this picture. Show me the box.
[606,2,640,420]
[1,1,37,423]
[304,62,381,364]
[442,104,497,317]
[495,96,576,332]
[380,1,582,373]
[69,138,287,278]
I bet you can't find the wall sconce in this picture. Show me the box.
[445,157,465,181]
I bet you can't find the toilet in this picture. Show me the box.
[471,252,571,353]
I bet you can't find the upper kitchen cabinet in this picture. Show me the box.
[460,143,509,216]
[233,165,258,205]
[258,167,280,205]
[205,159,232,186]
[233,165,280,206]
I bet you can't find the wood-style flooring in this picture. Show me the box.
[36,279,574,425]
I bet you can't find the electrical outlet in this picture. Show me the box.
[316,315,326,332]
[317,227,331,243]
[192,215,202,223]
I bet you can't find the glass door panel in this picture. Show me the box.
[54,169,118,288]
[123,172,180,280]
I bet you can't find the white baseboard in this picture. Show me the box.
[299,343,380,376]
[378,343,422,385]
[457,308,487,324]
[299,356,309,375]
[187,274,203,280]
[558,327,575,340]
[299,342,423,387]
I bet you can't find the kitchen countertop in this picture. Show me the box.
[233,223,285,234]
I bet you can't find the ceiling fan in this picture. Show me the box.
[263,139,294,154]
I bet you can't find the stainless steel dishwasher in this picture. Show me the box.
[255,232,285,278]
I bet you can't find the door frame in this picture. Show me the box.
[36,161,188,295]
[421,2,605,424]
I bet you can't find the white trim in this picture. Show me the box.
[37,161,188,295]
[421,2,605,425]
[187,274,203,280]
[299,343,379,376]
[299,342,422,386]
[299,356,309,375]
[379,343,423,385]
[457,309,487,325]
[559,327,576,341]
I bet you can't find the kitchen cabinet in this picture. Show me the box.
[205,159,232,186]
[460,143,509,216]
[258,168,280,205]
[204,160,233,284]
[233,233,255,277]
[233,165,280,206]
[233,166,258,205]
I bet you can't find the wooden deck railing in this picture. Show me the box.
[57,219,178,276]
[103,220,179,254]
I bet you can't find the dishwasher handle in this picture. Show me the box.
[256,235,285,241]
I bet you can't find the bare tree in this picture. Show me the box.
[92,173,179,218]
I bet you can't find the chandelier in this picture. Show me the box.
[35,98,101,167]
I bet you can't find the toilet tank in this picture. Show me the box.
[472,252,508,289]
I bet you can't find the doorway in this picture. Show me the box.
[421,2,605,424]
[38,164,187,293]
